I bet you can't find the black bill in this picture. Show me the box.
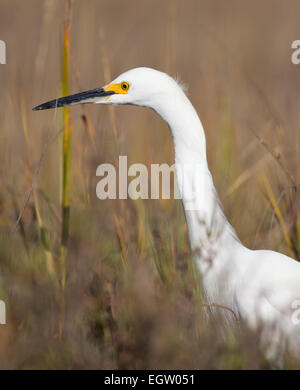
[32,87,115,111]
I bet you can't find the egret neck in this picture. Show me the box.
[151,86,240,255]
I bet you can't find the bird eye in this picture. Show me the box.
[121,82,129,91]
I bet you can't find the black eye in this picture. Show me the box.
[121,82,129,91]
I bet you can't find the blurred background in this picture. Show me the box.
[0,0,299,368]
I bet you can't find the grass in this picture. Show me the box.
[0,0,299,369]
[59,0,73,340]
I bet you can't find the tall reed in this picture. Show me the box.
[59,0,73,339]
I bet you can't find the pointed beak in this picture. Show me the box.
[32,87,115,111]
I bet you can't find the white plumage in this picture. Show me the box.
[34,67,300,361]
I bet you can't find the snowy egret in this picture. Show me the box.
[33,67,300,360]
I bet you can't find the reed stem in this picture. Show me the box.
[59,0,73,339]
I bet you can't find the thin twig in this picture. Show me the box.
[270,185,296,232]
[11,128,62,236]
[249,127,297,189]
[202,302,239,323]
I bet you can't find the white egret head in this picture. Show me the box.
[33,67,182,111]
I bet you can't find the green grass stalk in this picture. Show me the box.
[59,0,73,339]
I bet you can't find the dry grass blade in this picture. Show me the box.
[225,154,271,197]
[263,175,294,258]
[74,68,97,153]
[250,128,297,190]
[20,88,56,277]
[99,27,119,146]
[202,302,239,323]
[11,128,58,236]
[114,213,128,266]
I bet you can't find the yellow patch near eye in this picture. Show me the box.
[104,82,129,95]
